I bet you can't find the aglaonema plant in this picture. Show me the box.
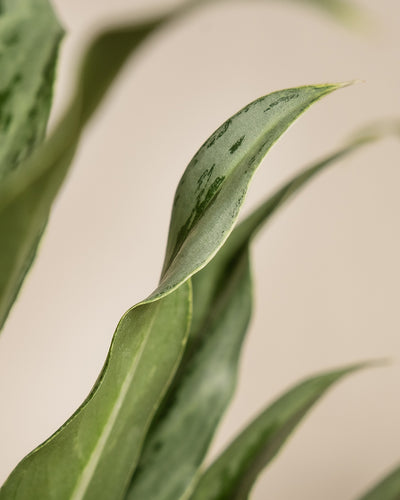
[0,1,399,499]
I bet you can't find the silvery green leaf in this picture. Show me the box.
[153,83,345,302]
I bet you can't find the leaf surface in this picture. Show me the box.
[189,128,387,336]
[0,16,165,330]
[189,364,369,500]
[126,250,252,500]
[0,0,63,180]
[1,83,345,498]
[154,83,344,302]
[282,0,366,27]
[124,128,390,500]
[0,282,192,500]
[357,464,400,500]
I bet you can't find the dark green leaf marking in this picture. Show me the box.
[0,0,63,180]
[229,135,245,154]
[154,83,346,302]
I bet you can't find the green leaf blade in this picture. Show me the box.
[189,132,381,338]
[151,83,345,303]
[357,464,400,500]
[189,363,370,500]
[0,16,166,331]
[126,249,252,500]
[283,0,367,27]
[0,282,192,500]
[123,98,381,500]
[124,85,344,499]
[0,0,63,180]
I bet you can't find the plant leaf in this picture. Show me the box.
[281,0,367,27]
[0,15,167,331]
[123,125,390,500]
[0,0,63,181]
[189,363,370,500]
[0,83,348,498]
[0,281,192,500]
[189,0,365,28]
[0,0,63,328]
[126,249,252,500]
[153,83,345,302]
[189,128,388,337]
[357,464,400,500]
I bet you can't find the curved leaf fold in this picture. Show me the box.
[125,125,397,500]
[0,82,344,499]
[0,282,192,500]
[126,250,252,500]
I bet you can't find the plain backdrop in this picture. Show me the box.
[0,1,399,498]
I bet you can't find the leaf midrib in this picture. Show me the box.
[70,304,159,500]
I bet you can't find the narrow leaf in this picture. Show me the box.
[190,0,366,29]
[0,282,192,500]
[189,363,370,500]
[153,83,345,302]
[126,250,252,500]
[280,0,367,28]
[357,464,400,500]
[189,132,376,335]
[0,0,63,180]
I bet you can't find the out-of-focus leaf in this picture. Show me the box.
[126,249,252,500]
[0,15,167,330]
[357,464,400,500]
[153,83,345,302]
[0,282,192,500]
[190,0,367,29]
[189,364,370,500]
[190,124,399,336]
[0,0,63,327]
[0,0,63,180]
[281,0,366,27]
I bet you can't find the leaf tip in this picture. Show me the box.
[349,358,392,373]
[335,79,365,90]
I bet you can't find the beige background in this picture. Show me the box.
[1,0,399,498]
